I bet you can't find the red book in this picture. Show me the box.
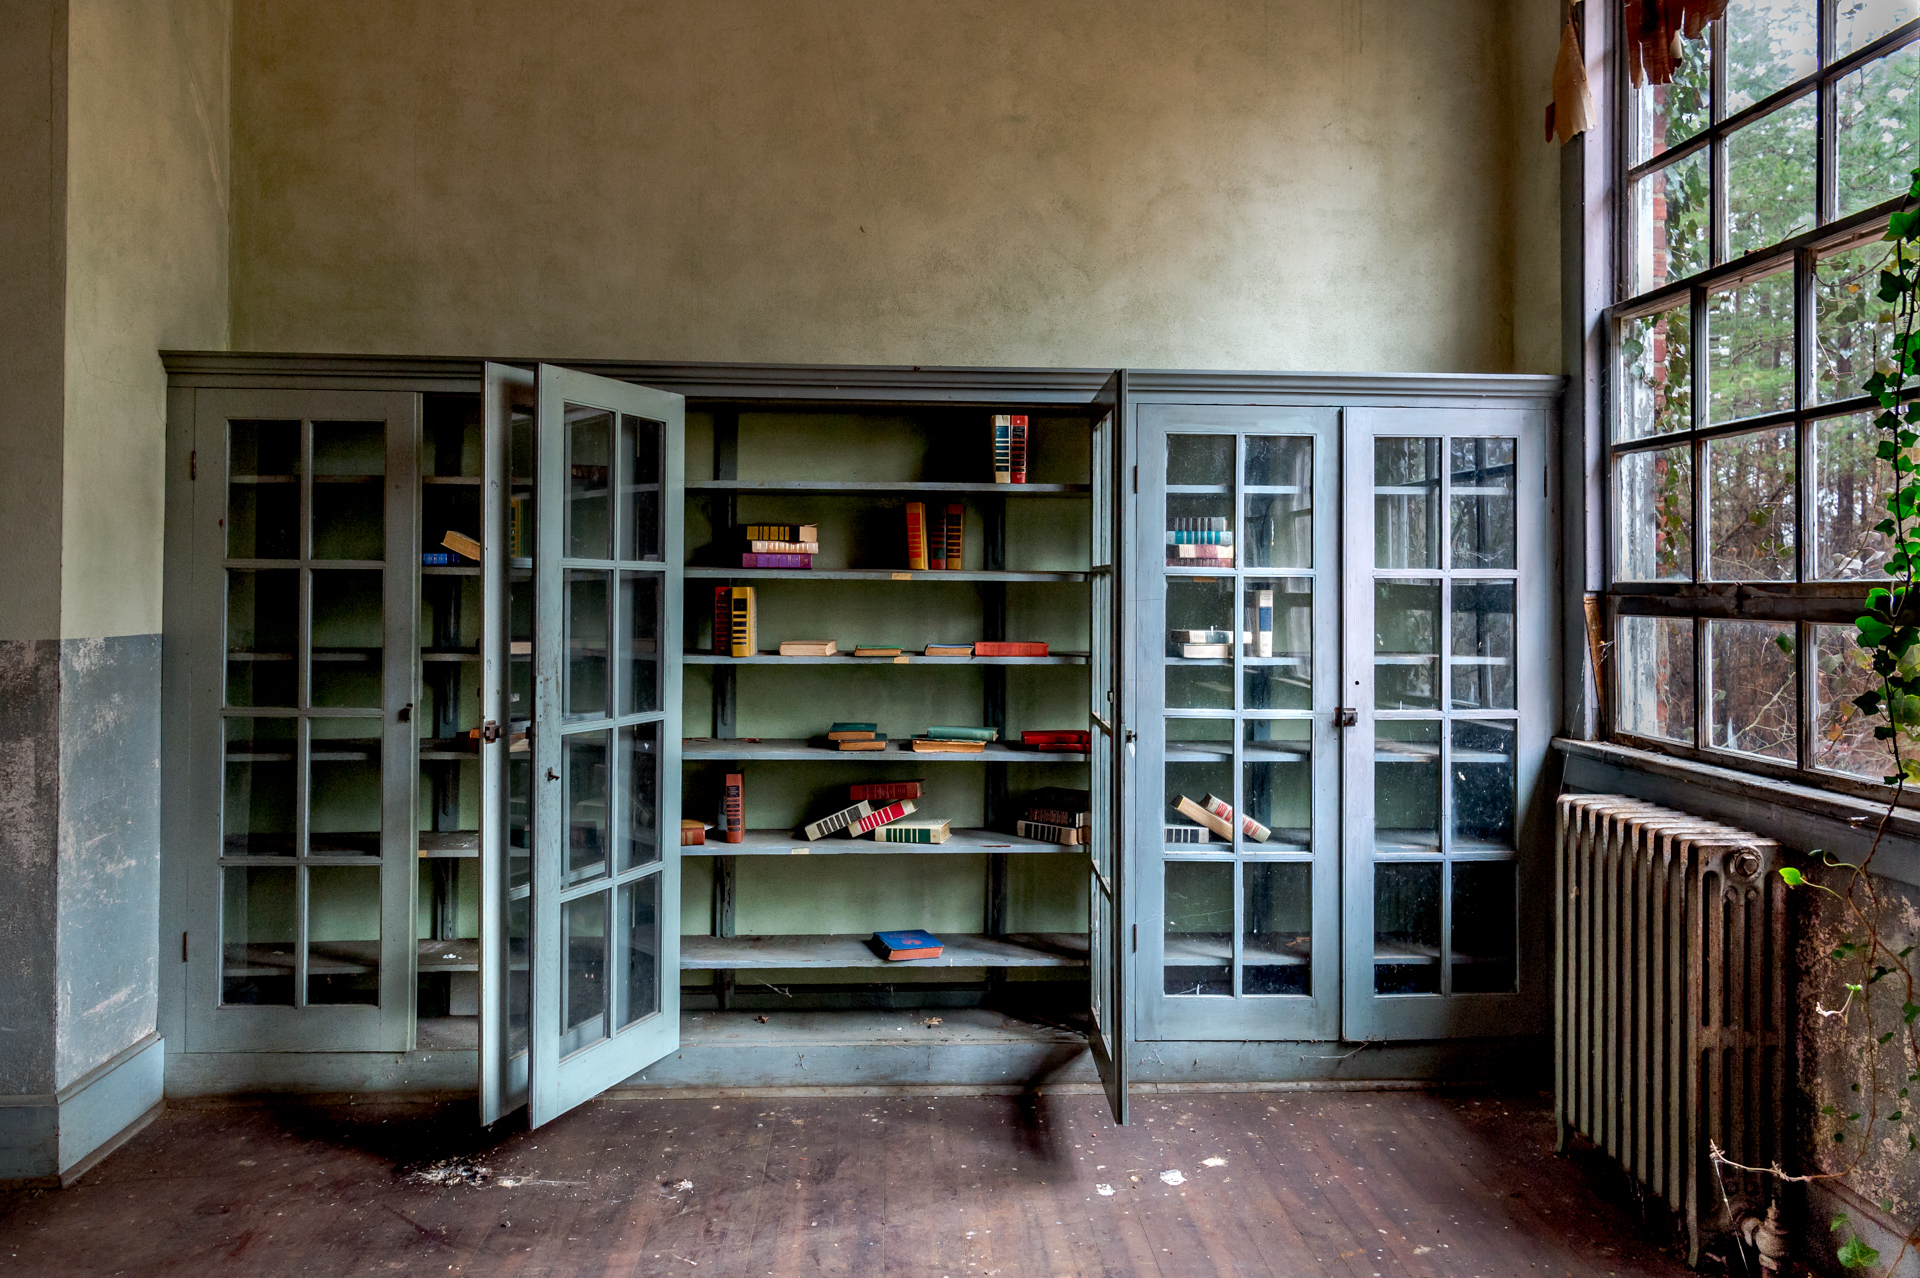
[944,504,965,571]
[741,553,812,569]
[722,773,745,844]
[712,586,732,656]
[1009,416,1028,484]
[850,780,924,803]
[973,641,1049,657]
[906,502,929,571]
[848,799,915,835]
[1021,730,1089,745]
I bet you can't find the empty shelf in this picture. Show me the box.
[680,932,1089,969]
[693,827,1083,855]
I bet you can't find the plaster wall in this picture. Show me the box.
[230,0,1563,374]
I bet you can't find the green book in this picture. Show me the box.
[871,819,951,844]
[926,725,998,742]
[829,722,878,733]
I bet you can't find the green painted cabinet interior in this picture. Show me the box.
[161,356,1559,1126]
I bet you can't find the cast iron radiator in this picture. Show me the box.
[1554,794,1788,1266]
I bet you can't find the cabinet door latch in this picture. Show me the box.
[1336,707,1358,728]
[397,702,412,723]
[481,719,502,744]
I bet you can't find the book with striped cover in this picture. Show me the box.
[803,801,874,840]
[747,540,820,554]
[992,415,1013,484]
[722,774,745,844]
[745,524,818,542]
[1202,792,1270,842]
[741,553,812,569]
[850,780,923,802]
[1009,416,1029,484]
[943,503,965,571]
[848,799,916,835]
[1173,795,1232,839]
[872,819,950,844]
[1165,825,1211,844]
[906,502,929,570]
[729,587,757,658]
[1016,819,1082,846]
[712,586,732,655]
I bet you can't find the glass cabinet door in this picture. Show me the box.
[525,366,683,1129]
[1341,407,1552,1042]
[187,390,419,1053]
[1087,372,1130,1122]
[1134,406,1341,1042]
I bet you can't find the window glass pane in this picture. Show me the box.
[310,422,385,561]
[1815,413,1897,579]
[1452,720,1516,850]
[1243,718,1310,850]
[618,572,660,715]
[1726,0,1818,112]
[1707,271,1795,424]
[561,894,608,1047]
[1451,861,1517,994]
[1632,148,1712,292]
[617,874,661,1029]
[307,865,380,1005]
[1374,862,1441,995]
[1816,240,1900,404]
[1620,303,1693,440]
[1632,37,1711,163]
[1837,0,1920,56]
[1814,623,1898,778]
[310,569,384,708]
[310,719,381,856]
[1374,579,1440,710]
[1449,437,1516,569]
[1452,581,1515,710]
[1617,615,1697,743]
[1243,862,1311,996]
[1707,619,1799,760]
[1166,433,1233,486]
[1837,42,1920,218]
[1614,446,1694,582]
[1375,719,1440,853]
[226,569,298,708]
[619,722,660,872]
[1705,425,1797,581]
[567,407,613,560]
[1374,438,1441,568]
[1243,577,1310,711]
[566,731,610,883]
[619,413,663,563]
[1728,97,1817,259]
[1164,860,1233,996]
[222,865,295,1005]
[1243,435,1311,569]
[565,569,611,719]
[224,717,297,855]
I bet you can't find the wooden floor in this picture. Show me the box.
[0,1088,1698,1277]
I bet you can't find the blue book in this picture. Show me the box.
[872,929,943,960]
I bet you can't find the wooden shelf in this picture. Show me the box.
[683,737,1085,763]
[694,827,1083,856]
[422,476,482,485]
[684,651,1087,666]
[223,938,482,976]
[680,931,1088,970]
[686,567,1086,583]
[418,831,479,858]
[689,480,1088,497]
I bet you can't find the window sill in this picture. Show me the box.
[1553,737,1920,889]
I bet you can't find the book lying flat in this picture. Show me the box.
[747,540,820,554]
[779,639,838,657]
[833,737,889,751]
[1169,544,1233,560]
[745,524,818,542]
[1027,807,1091,828]
[831,722,878,732]
[1021,731,1089,746]
[850,780,923,802]
[803,801,874,840]
[1165,825,1212,844]
[872,929,943,960]
[742,553,812,569]
[853,646,903,657]
[827,728,879,740]
[925,643,974,657]
[1179,643,1232,658]
[871,819,950,844]
[1017,819,1083,846]
[1173,794,1233,839]
[909,738,986,753]
[972,641,1048,657]
[680,819,709,847]
[926,725,997,742]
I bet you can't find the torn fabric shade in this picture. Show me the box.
[1551,18,1597,143]
[1624,0,1727,86]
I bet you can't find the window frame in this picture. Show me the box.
[1604,2,1920,800]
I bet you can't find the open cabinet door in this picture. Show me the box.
[1087,371,1131,1124]
[507,365,685,1129]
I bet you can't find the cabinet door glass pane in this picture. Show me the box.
[619,722,661,872]
[1375,438,1441,569]
[1375,580,1440,710]
[561,893,608,1052]
[1452,720,1516,850]
[1243,577,1310,711]
[619,573,661,715]
[1243,862,1311,995]
[1165,719,1232,847]
[1242,718,1310,850]
[566,731,610,883]
[227,569,298,707]
[1243,435,1311,569]
[1166,435,1234,569]
[1374,861,1442,995]
[223,865,296,1005]
[565,570,611,719]
[225,717,296,856]
[311,570,384,707]
[1449,438,1515,569]
[567,408,613,559]
[310,720,381,855]
[1451,861,1516,994]
[228,422,301,560]
[1164,859,1232,996]
[311,422,385,561]
[1451,581,1515,710]
[620,414,664,563]
[617,874,661,1029]
[307,865,380,1005]
[1375,720,1440,853]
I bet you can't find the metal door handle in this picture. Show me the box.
[545,767,559,782]
[1336,708,1358,728]
[481,720,502,744]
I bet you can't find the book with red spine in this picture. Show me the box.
[906,502,930,571]
[973,641,1049,657]
[1009,416,1029,483]
[848,799,916,835]
[928,503,946,571]
[944,504,965,571]
[741,552,812,569]
[850,780,924,803]
[712,586,732,655]
[722,773,745,844]
[1021,730,1089,745]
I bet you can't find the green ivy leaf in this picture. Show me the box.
[1838,1236,1881,1270]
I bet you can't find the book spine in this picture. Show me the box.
[993,415,1011,484]
[849,799,915,834]
[1016,819,1082,845]
[1027,807,1090,827]
[906,502,929,571]
[1255,588,1273,658]
[1202,793,1271,843]
[1009,416,1028,484]
[722,773,745,843]
[713,586,732,656]
[1165,825,1211,844]
[849,781,923,802]
[929,502,946,571]
[730,587,756,659]
[1174,795,1233,839]
[745,524,808,542]
[927,725,997,741]
[422,552,457,566]
[741,553,812,569]
[802,801,873,840]
[746,540,820,554]
[944,503,965,572]
[873,825,933,843]
[972,642,1048,657]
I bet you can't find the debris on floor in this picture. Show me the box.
[1159,1169,1186,1186]
[407,1158,492,1186]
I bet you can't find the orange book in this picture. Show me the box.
[906,502,929,571]
[944,503,965,571]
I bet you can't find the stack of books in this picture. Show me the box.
[823,722,887,752]
[1020,730,1089,752]
[991,414,1030,484]
[905,502,967,571]
[801,797,916,839]
[909,726,996,753]
[1017,787,1089,845]
[1169,628,1232,659]
[1167,517,1232,566]
[739,523,818,570]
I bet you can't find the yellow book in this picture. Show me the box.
[729,587,757,659]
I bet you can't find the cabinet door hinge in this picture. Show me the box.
[188,450,196,481]
[181,931,189,962]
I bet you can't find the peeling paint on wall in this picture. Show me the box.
[0,641,62,1095]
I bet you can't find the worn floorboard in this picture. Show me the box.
[0,1089,1698,1277]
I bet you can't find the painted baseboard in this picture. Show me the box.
[0,1034,164,1185]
